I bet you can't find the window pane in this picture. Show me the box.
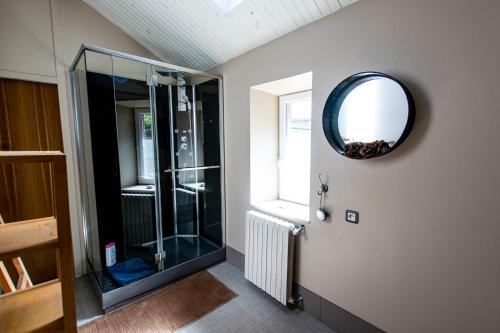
[142,113,155,179]
[279,94,311,205]
[136,112,155,184]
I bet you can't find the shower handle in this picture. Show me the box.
[164,165,221,173]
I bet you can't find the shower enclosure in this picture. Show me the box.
[70,45,225,311]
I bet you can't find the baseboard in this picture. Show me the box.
[225,246,384,333]
[226,246,245,271]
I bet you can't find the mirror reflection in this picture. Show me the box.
[338,78,409,158]
[323,72,415,159]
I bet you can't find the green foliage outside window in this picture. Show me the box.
[144,113,152,130]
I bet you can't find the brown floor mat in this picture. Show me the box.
[79,271,236,332]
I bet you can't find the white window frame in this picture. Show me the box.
[135,109,155,185]
[278,90,312,205]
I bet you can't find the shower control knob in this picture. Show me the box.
[181,136,187,142]
[180,143,188,150]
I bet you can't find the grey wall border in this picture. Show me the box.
[226,245,245,271]
[226,246,385,333]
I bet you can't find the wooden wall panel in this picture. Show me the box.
[0,78,63,283]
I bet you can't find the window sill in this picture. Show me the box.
[251,200,309,224]
[122,185,155,194]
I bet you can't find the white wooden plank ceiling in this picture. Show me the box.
[84,0,359,70]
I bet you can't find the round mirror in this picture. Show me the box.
[322,72,415,159]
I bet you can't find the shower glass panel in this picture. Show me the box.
[154,65,223,270]
[110,56,160,289]
[80,50,117,289]
[78,51,160,292]
[70,45,225,310]
[72,50,103,284]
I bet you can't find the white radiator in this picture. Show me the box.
[244,210,300,305]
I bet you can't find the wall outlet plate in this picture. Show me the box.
[345,210,359,224]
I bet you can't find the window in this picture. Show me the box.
[212,0,247,14]
[279,91,312,205]
[135,110,155,184]
[250,72,312,221]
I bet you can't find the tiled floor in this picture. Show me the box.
[76,262,336,332]
[75,274,103,326]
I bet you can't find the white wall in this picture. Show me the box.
[0,0,157,277]
[213,0,500,332]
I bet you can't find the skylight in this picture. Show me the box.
[212,0,247,14]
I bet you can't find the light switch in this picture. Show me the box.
[345,210,359,224]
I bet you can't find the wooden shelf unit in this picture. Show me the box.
[0,151,77,333]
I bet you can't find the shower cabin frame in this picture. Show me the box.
[69,44,226,311]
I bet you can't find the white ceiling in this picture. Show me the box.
[84,0,359,70]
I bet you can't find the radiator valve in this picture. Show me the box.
[291,224,305,236]
[288,295,303,306]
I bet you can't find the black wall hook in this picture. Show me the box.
[317,173,329,195]
[316,173,330,221]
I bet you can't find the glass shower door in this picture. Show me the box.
[152,66,223,270]
[111,57,164,275]
[79,51,163,291]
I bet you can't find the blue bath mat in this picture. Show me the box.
[108,258,155,286]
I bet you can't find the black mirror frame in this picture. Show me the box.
[322,72,416,159]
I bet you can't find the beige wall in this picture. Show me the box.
[213,0,500,332]
[250,89,279,203]
[116,105,137,188]
[0,0,156,277]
